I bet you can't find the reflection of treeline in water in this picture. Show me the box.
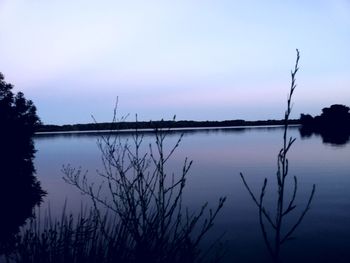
[37,119,300,133]
[0,73,46,255]
[300,104,350,145]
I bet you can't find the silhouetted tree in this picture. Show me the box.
[299,104,350,145]
[299,114,313,125]
[0,72,45,254]
[322,104,349,117]
[318,104,350,129]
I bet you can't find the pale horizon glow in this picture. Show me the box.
[0,0,349,124]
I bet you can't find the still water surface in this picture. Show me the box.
[34,126,350,263]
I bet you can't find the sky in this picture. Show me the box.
[0,0,349,124]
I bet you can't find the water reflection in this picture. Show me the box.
[299,126,350,146]
[33,126,350,262]
[34,125,288,139]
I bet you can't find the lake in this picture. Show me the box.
[33,126,350,263]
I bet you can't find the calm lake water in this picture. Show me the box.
[33,126,350,263]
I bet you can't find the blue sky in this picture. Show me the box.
[0,0,349,124]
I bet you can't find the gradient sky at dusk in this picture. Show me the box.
[0,0,349,124]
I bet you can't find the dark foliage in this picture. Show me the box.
[0,72,46,254]
[300,104,350,145]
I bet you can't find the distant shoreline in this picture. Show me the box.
[36,119,301,133]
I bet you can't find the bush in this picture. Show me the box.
[0,72,45,255]
[9,117,226,263]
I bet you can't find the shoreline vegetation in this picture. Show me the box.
[36,119,301,133]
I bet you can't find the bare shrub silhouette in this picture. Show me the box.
[240,49,316,263]
[8,114,225,263]
[58,113,226,263]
